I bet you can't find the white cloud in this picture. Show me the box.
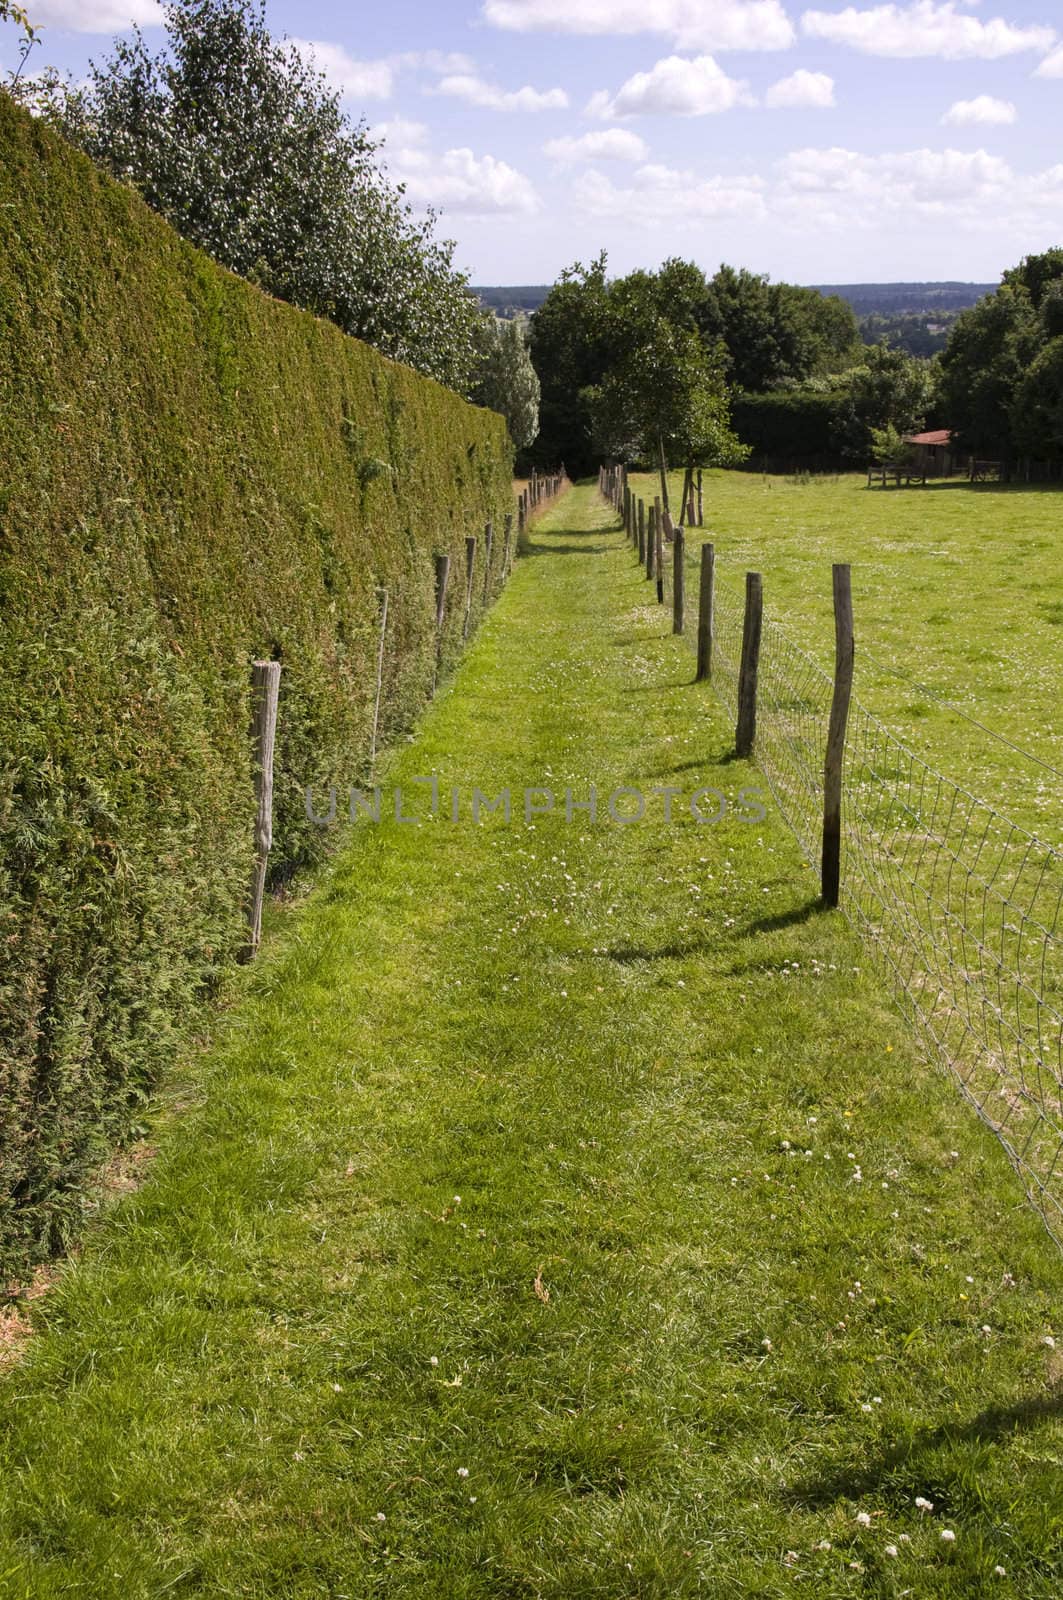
[543,129,650,163]
[765,68,835,107]
[801,3,1055,60]
[394,51,477,74]
[374,123,540,215]
[941,95,1016,126]
[291,40,394,101]
[436,73,568,111]
[574,162,768,222]
[19,0,162,27]
[589,54,754,118]
[482,0,795,51]
[1034,45,1063,78]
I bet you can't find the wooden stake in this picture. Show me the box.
[735,572,762,758]
[637,499,646,564]
[672,527,685,633]
[482,521,493,605]
[697,469,704,527]
[822,563,854,909]
[655,517,665,605]
[370,587,389,763]
[463,535,477,639]
[646,503,655,580]
[247,659,281,958]
[695,543,714,682]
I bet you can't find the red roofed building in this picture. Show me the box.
[903,428,962,477]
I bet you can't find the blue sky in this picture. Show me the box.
[5,1,1063,285]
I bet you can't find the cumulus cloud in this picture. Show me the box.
[588,54,754,118]
[1034,45,1063,77]
[18,0,162,27]
[765,69,835,107]
[543,129,650,163]
[941,95,1016,126]
[291,40,395,101]
[801,2,1055,60]
[435,73,568,111]
[482,0,795,51]
[574,162,768,222]
[373,121,540,215]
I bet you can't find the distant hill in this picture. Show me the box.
[810,281,997,316]
[473,281,998,321]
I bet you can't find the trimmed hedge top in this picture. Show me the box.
[0,94,514,1279]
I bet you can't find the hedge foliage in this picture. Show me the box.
[0,95,513,1280]
[730,389,849,465]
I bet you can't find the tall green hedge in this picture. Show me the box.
[731,389,850,467]
[0,95,513,1279]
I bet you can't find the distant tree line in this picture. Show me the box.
[525,255,947,476]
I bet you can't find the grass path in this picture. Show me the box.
[1,486,1061,1598]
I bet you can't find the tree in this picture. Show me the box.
[44,0,479,392]
[1011,338,1063,459]
[834,341,934,461]
[468,313,540,450]
[586,317,747,514]
[527,253,613,474]
[699,265,859,391]
[939,250,1063,464]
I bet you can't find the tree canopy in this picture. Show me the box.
[528,254,859,474]
[468,314,540,451]
[939,249,1063,463]
[21,0,480,393]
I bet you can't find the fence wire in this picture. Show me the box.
[627,496,1063,1245]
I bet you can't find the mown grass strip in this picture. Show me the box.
[0,486,1060,1599]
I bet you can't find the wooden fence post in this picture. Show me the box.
[696,469,704,527]
[370,587,389,763]
[646,503,655,580]
[247,659,281,958]
[655,517,665,605]
[735,573,763,758]
[435,553,450,630]
[503,512,513,577]
[482,521,494,605]
[637,499,646,564]
[695,544,714,682]
[672,526,685,633]
[821,563,854,909]
[463,536,477,639]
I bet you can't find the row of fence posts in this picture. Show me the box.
[517,467,566,548]
[246,466,571,957]
[603,468,855,911]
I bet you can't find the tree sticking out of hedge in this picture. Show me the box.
[14,0,481,395]
[0,91,513,1282]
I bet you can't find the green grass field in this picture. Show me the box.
[0,486,1060,1598]
[631,471,1062,845]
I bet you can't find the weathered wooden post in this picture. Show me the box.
[655,517,665,605]
[646,503,655,580]
[482,521,494,605]
[502,512,513,577]
[822,564,854,909]
[696,469,704,527]
[637,499,646,564]
[463,535,477,639]
[247,658,281,958]
[672,526,685,634]
[370,587,389,763]
[695,543,714,682]
[735,573,763,758]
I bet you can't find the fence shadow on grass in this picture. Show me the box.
[780,1387,1063,1512]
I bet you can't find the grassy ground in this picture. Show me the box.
[631,470,1062,843]
[0,485,1060,1598]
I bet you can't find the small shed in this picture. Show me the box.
[904,428,960,478]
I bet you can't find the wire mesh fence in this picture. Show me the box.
[612,480,1063,1247]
